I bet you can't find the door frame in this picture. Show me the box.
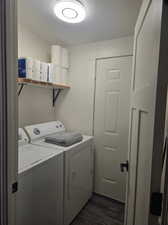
[144,0,168,223]
[88,39,133,198]
[124,0,168,224]
[0,0,18,225]
[0,1,8,223]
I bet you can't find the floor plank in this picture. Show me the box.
[71,194,125,225]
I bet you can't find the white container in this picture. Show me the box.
[61,48,69,69]
[26,58,33,79]
[49,64,61,84]
[32,60,41,81]
[40,62,48,82]
[51,45,62,66]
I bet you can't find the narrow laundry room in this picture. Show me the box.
[16,0,142,225]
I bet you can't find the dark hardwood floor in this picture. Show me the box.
[71,194,125,225]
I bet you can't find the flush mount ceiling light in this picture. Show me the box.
[54,0,86,23]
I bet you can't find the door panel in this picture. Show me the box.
[134,110,151,225]
[94,56,132,202]
[125,0,167,224]
[105,92,119,133]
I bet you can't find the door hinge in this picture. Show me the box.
[150,192,163,216]
[12,182,18,194]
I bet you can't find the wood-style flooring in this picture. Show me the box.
[71,194,125,225]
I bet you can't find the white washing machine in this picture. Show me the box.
[17,128,64,225]
[24,121,94,225]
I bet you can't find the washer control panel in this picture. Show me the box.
[18,128,29,144]
[25,121,65,141]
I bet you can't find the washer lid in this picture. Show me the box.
[18,144,60,173]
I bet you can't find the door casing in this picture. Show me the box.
[125,0,168,224]
[0,1,8,224]
[0,0,18,225]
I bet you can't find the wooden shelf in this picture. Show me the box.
[17,78,70,89]
[17,78,70,106]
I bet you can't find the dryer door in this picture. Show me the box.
[64,141,93,225]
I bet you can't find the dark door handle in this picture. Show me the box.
[120,160,129,172]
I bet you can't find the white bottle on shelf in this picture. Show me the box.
[40,62,48,82]
[26,58,33,79]
[48,63,61,84]
[32,60,41,81]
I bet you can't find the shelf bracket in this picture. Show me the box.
[53,89,62,106]
[17,83,25,96]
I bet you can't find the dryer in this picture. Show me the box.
[24,121,94,225]
[17,128,64,225]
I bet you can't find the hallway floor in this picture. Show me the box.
[71,194,125,225]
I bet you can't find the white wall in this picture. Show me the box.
[18,23,56,127]
[18,31,133,131]
[18,23,51,61]
[55,37,133,135]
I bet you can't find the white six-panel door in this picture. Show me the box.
[125,0,167,224]
[94,56,132,202]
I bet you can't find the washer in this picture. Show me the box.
[17,128,64,225]
[24,121,94,225]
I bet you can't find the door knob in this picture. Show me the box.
[120,160,129,172]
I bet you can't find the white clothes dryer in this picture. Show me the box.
[24,121,94,225]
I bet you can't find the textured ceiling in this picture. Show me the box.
[18,0,142,46]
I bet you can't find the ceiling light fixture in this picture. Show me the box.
[54,0,86,23]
